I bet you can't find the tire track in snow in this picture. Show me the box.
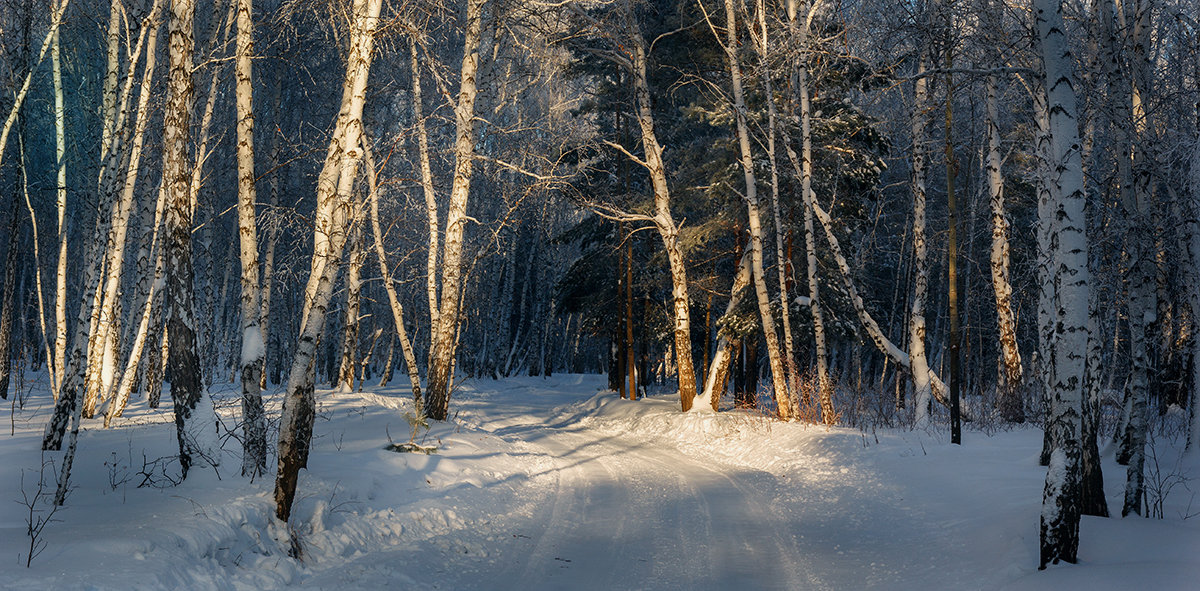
[491,415,820,590]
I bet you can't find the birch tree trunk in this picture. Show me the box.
[1036,0,1088,567]
[1122,0,1155,517]
[365,142,422,402]
[410,39,441,359]
[18,139,54,404]
[424,0,487,420]
[235,0,267,478]
[909,51,934,429]
[719,0,792,419]
[1032,76,1056,467]
[801,164,828,415]
[259,76,283,387]
[629,15,699,412]
[90,7,165,419]
[787,0,831,421]
[1081,287,1108,516]
[338,229,365,393]
[987,73,1024,423]
[104,186,167,426]
[51,25,67,399]
[43,24,129,451]
[85,15,161,415]
[0,0,70,171]
[696,251,753,410]
[164,0,218,481]
[757,0,800,421]
[275,0,381,522]
[777,118,956,414]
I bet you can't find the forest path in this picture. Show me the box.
[382,376,961,590]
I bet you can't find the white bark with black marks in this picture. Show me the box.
[1035,0,1088,568]
[235,0,267,478]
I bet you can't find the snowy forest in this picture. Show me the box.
[0,0,1198,587]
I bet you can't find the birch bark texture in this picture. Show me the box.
[275,0,382,522]
[164,0,219,481]
[719,0,792,419]
[235,0,267,478]
[788,0,832,422]
[1035,0,1089,568]
[622,4,699,412]
[425,0,487,421]
[986,73,1024,423]
[909,50,934,429]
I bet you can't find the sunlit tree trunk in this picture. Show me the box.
[164,0,218,481]
[719,0,791,419]
[51,25,67,399]
[18,138,54,404]
[756,0,800,420]
[235,0,266,478]
[42,0,118,452]
[410,39,441,360]
[92,7,165,420]
[105,186,167,427]
[424,0,487,420]
[365,142,422,402]
[986,73,1024,423]
[85,13,161,416]
[275,0,382,522]
[696,251,752,411]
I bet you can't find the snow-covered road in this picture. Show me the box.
[490,413,812,589]
[3,374,1196,590]
[302,378,962,590]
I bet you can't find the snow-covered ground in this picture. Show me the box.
[1,374,1197,589]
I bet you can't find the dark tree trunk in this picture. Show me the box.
[0,202,21,400]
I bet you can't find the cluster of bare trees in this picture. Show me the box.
[0,0,1197,569]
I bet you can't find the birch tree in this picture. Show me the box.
[424,0,488,420]
[1035,0,1089,567]
[164,0,218,480]
[753,0,801,420]
[275,0,382,522]
[338,229,365,392]
[235,0,267,477]
[51,24,67,399]
[1121,0,1155,517]
[365,139,423,403]
[713,0,793,419]
[568,0,701,412]
[909,49,934,429]
[986,71,1024,423]
[788,0,832,422]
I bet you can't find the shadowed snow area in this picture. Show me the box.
[1,374,1197,589]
